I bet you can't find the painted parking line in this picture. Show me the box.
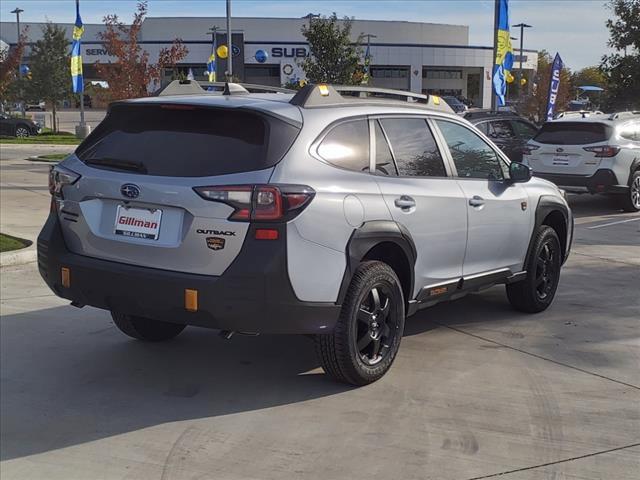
[586,217,640,229]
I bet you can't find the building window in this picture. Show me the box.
[422,69,463,80]
[371,67,409,79]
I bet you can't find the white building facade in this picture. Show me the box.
[0,16,538,108]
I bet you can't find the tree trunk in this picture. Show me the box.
[52,103,57,133]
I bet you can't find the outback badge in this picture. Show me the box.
[206,237,225,251]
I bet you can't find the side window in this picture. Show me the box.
[510,120,538,140]
[619,121,640,141]
[379,118,446,177]
[435,120,505,180]
[489,120,516,139]
[475,122,490,135]
[374,121,397,176]
[317,120,370,172]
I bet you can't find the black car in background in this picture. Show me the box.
[442,96,468,114]
[464,110,539,162]
[0,113,41,137]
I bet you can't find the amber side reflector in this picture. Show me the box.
[185,289,198,312]
[61,267,71,288]
[429,286,448,296]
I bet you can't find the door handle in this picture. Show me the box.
[468,195,485,207]
[394,195,416,210]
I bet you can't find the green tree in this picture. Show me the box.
[301,14,363,84]
[600,0,640,110]
[571,66,608,109]
[28,23,70,131]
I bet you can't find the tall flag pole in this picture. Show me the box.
[71,0,85,126]
[491,0,514,109]
[545,53,564,121]
[226,0,232,79]
[361,34,376,85]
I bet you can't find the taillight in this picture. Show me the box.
[522,144,540,155]
[193,184,315,222]
[583,145,620,157]
[49,165,81,198]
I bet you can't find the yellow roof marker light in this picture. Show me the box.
[318,84,330,96]
[432,95,441,105]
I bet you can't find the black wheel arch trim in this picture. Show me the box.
[524,195,573,269]
[337,220,417,306]
[630,159,640,185]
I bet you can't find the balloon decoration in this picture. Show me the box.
[255,49,268,63]
[19,64,30,75]
[520,77,527,86]
[216,45,229,59]
[506,72,515,84]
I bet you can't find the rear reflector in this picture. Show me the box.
[61,267,70,288]
[185,289,198,312]
[255,228,279,240]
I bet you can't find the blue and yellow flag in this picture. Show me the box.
[492,0,514,106]
[206,37,216,83]
[70,1,84,93]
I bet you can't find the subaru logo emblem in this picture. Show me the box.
[120,184,140,199]
[556,147,564,153]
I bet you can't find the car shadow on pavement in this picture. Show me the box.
[566,193,628,218]
[0,306,355,461]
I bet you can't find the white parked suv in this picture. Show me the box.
[38,82,573,385]
[523,112,640,211]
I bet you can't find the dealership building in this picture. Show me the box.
[1,16,538,108]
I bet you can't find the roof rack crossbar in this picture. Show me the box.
[155,79,295,96]
[289,83,453,113]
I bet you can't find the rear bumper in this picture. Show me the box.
[37,212,340,334]
[534,169,629,194]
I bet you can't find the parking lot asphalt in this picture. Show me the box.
[0,149,639,480]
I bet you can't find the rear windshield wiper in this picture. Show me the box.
[84,157,148,174]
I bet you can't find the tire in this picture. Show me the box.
[619,171,640,212]
[315,261,405,386]
[507,226,562,313]
[15,126,30,138]
[111,312,186,341]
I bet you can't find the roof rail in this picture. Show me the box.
[289,83,453,112]
[608,111,640,120]
[463,109,517,120]
[155,79,295,96]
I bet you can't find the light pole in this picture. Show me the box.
[11,7,25,117]
[362,34,377,85]
[225,0,232,79]
[512,23,532,98]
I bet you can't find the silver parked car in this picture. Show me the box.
[38,82,573,385]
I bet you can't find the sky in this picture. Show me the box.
[0,0,613,70]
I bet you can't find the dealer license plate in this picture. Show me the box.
[114,205,162,240]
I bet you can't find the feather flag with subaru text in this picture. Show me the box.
[546,53,564,121]
[70,0,84,93]
[492,0,514,106]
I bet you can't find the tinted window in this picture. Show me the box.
[618,121,640,141]
[374,121,397,175]
[510,120,538,139]
[77,104,300,177]
[379,118,446,177]
[533,122,612,145]
[317,120,370,172]
[436,120,505,180]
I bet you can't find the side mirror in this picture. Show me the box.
[509,162,532,183]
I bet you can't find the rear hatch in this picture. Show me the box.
[58,101,300,275]
[526,121,613,176]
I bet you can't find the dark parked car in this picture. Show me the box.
[464,110,539,162]
[442,96,467,114]
[75,95,92,108]
[0,113,41,138]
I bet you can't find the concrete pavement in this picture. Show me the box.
[0,148,638,479]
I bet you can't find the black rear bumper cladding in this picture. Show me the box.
[37,212,340,334]
[534,169,628,193]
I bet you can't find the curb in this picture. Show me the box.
[0,244,37,268]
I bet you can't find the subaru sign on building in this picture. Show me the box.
[0,16,538,108]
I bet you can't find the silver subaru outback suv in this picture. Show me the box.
[38,82,573,385]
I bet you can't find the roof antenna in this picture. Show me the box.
[222,82,249,96]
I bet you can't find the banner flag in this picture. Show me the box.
[70,0,84,93]
[546,53,564,121]
[492,0,514,106]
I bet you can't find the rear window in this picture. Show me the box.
[76,104,300,177]
[533,122,612,145]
